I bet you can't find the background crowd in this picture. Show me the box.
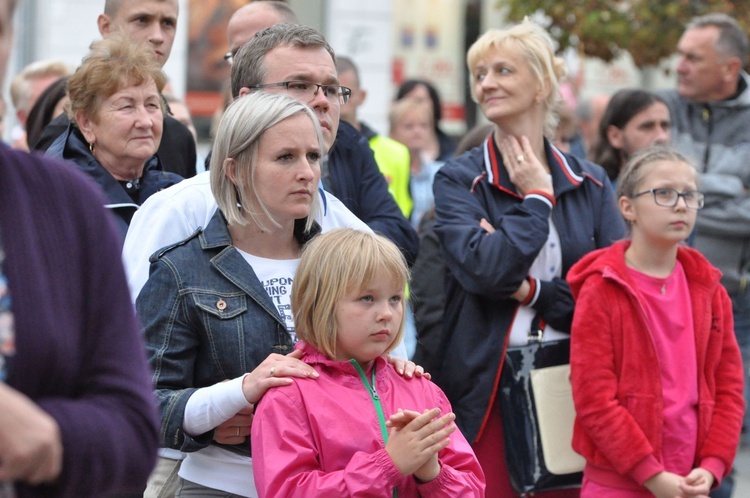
[0,0,748,497]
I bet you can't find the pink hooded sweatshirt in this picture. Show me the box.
[251,342,486,497]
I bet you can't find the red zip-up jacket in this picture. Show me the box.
[567,241,744,490]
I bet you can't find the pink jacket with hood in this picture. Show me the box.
[567,241,744,491]
[251,342,485,497]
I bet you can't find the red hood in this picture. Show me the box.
[567,240,723,300]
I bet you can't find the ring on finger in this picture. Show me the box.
[516,154,526,163]
[236,427,240,437]
[269,366,276,377]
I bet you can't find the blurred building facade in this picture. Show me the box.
[3,0,677,143]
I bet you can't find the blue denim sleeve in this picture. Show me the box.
[137,256,214,453]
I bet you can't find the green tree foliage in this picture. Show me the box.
[502,0,750,67]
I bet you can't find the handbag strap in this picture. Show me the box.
[350,359,398,498]
[528,313,547,343]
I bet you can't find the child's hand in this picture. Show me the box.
[386,409,421,431]
[385,408,456,481]
[679,467,714,497]
[643,471,685,498]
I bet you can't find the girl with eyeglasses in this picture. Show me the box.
[567,146,745,498]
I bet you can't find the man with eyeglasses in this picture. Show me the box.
[222,11,417,262]
[229,24,417,255]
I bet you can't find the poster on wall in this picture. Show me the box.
[186,0,247,126]
[392,0,466,135]
[325,0,394,135]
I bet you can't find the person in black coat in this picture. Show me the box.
[33,0,196,178]
[46,35,182,241]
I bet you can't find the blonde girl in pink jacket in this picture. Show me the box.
[251,229,485,497]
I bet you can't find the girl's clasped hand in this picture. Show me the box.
[644,468,714,498]
[385,408,457,483]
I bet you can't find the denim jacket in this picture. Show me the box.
[136,209,320,456]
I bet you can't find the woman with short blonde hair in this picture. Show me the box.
[431,19,625,497]
[138,91,326,496]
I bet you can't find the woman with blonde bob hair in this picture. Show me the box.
[431,19,625,497]
[210,93,323,232]
[137,91,328,496]
[252,228,485,497]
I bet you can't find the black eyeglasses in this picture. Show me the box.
[223,50,236,65]
[633,188,705,209]
[249,80,351,105]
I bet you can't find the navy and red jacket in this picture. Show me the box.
[432,135,626,443]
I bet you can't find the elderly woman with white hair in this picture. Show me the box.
[431,20,625,497]
[136,92,325,497]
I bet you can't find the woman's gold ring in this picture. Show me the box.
[236,427,240,437]
[516,155,526,163]
[269,366,276,377]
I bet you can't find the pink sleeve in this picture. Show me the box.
[251,384,404,498]
[415,389,486,497]
[699,456,726,487]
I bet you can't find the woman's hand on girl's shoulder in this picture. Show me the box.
[241,349,319,404]
[386,356,431,380]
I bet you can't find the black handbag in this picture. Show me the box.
[499,323,584,495]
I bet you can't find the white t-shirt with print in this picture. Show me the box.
[236,250,298,341]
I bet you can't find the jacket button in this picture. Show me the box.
[217,299,227,311]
